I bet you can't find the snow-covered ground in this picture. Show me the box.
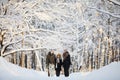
[0,57,120,80]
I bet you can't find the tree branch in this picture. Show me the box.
[9,28,57,36]
[2,47,48,57]
[1,39,23,56]
[108,0,120,6]
[88,6,120,18]
[29,28,58,34]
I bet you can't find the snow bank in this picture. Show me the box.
[83,62,120,80]
[0,57,48,80]
[0,57,120,80]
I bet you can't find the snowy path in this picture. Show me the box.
[0,57,120,80]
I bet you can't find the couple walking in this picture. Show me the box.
[46,49,71,77]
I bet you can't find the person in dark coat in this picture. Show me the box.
[62,49,71,77]
[55,53,62,77]
[46,50,56,76]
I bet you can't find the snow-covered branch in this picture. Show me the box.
[2,47,47,57]
[108,0,120,6]
[11,28,58,36]
[29,28,58,34]
[1,39,23,56]
[88,7,120,18]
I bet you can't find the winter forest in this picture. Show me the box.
[0,0,120,80]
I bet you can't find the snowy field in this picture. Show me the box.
[0,57,120,80]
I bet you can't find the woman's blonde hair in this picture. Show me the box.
[57,53,61,58]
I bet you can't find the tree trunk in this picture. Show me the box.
[27,55,31,69]
[118,47,120,61]
[0,29,3,56]
[89,52,92,71]
[20,52,25,67]
[35,51,43,71]
[20,31,25,67]
[98,38,101,69]
[100,45,105,67]
[3,5,8,15]
[95,48,99,69]
[13,53,17,64]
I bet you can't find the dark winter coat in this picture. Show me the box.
[63,54,71,69]
[46,52,56,68]
[62,51,71,77]
[55,58,62,71]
